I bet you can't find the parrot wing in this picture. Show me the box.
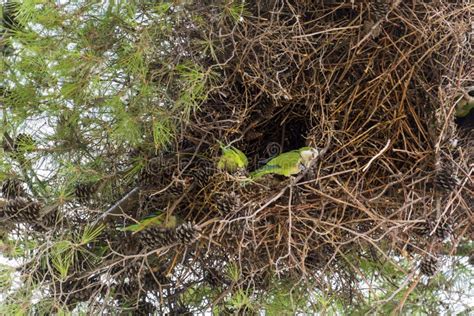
[217,154,230,170]
[231,147,248,167]
[118,214,176,233]
[266,151,301,168]
[118,218,158,232]
[251,150,302,179]
[250,164,281,179]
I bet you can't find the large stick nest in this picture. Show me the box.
[173,0,473,285]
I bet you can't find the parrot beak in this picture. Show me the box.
[300,148,320,166]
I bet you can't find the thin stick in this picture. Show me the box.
[362,139,392,172]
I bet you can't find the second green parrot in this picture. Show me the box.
[118,213,177,233]
[250,147,319,179]
[217,142,248,174]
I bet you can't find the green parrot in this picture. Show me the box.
[250,147,320,179]
[118,213,177,233]
[217,142,248,174]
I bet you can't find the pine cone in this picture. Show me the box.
[40,207,59,228]
[413,221,452,241]
[188,166,212,188]
[74,182,97,203]
[419,256,439,277]
[413,222,431,237]
[138,158,161,187]
[175,222,200,245]
[1,178,26,198]
[145,156,167,177]
[434,169,459,193]
[110,261,147,299]
[2,197,42,224]
[181,157,214,188]
[434,223,452,240]
[139,227,178,249]
[137,168,156,187]
[138,222,200,249]
[159,180,188,198]
[167,183,185,196]
[212,192,241,214]
[118,260,146,283]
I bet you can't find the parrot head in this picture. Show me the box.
[299,147,320,167]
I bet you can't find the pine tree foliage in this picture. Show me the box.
[0,0,472,314]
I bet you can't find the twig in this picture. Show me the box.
[362,139,392,172]
[93,187,140,224]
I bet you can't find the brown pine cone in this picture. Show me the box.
[139,226,178,249]
[39,207,59,228]
[212,192,241,214]
[74,182,97,203]
[420,256,439,277]
[434,169,460,193]
[434,222,452,240]
[175,222,200,245]
[2,197,42,224]
[413,221,452,241]
[127,261,144,280]
[1,178,27,198]
[138,222,200,249]
[187,164,213,188]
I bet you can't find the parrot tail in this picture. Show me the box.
[250,165,279,179]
